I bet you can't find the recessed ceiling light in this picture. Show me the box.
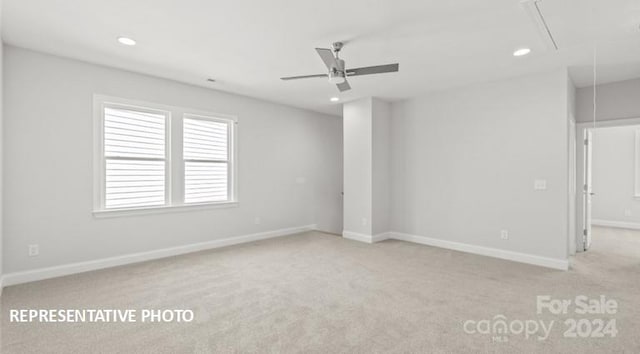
[330,97,340,102]
[117,37,136,46]
[513,48,531,57]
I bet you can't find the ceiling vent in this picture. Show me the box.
[520,0,559,50]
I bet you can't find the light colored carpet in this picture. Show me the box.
[1,226,639,353]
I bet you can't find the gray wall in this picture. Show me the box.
[592,125,640,224]
[372,98,390,236]
[343,98,372,235]
[0,1,4,285]
[3,45,342,273]
[567,77,577,255]
[390,70,570,261]
[342,97,391,237]
[576,78,640,123]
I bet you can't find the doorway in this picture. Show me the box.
[575,117,640,253]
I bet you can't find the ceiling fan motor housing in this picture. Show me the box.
[328,57,346,83]
[328,69,346,84]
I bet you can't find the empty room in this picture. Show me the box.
[0,0,638,353]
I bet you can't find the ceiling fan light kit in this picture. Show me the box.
[281,41,399,92]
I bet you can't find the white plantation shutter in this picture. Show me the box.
[95,96,237,213]
[183,116,231,203]
[103,106,167,209]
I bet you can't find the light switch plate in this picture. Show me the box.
[28,244,39,257]
[534,180,547,191]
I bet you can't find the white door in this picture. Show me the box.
[582,129,593,251]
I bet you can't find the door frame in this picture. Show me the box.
[575,116,640,252]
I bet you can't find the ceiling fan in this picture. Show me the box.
[280,42,399,92]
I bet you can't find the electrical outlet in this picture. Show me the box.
[361,217,368,226]
[500,230,509,240]
[624,209,632,217]
[253,217,261,225]
[28,244,39,257]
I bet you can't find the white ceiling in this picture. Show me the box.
[3,0,639,116]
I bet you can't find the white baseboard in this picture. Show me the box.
[390,232,569,271]
[342,231,392,244]
[342,231,373,243]
[2,224,317,287]
[372,232,392,243]
[591,219,640,230]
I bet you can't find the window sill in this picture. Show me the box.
[93,201,239,218]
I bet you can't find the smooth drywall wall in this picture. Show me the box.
[0,1,4,285]
[343,98,372,235]
[567,77,577,256]
[591,125,640,224]
[372,98,390,236]
[390,70,569,261]
[576,78,640,123]
[3,45,342,273]
[312,114,343,235]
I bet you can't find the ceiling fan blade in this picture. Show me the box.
[316,48,337,70]
[280,74,327,81]
[336,80,351,92]
[346,63,399,77]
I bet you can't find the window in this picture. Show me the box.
[103,105,168,209]
[183,116,231,204]
[94,95,237,215]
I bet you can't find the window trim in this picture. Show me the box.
[93,94,238,217]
